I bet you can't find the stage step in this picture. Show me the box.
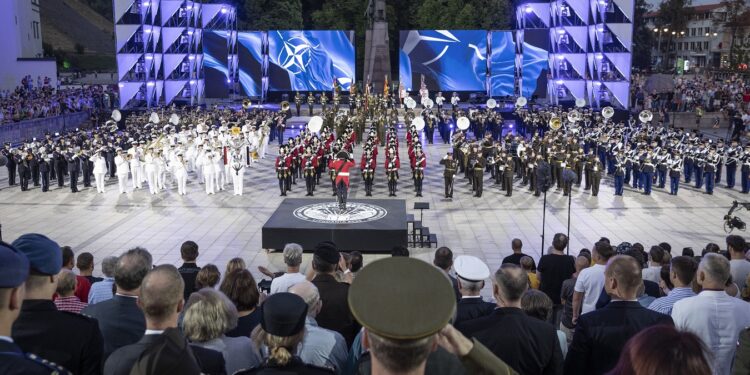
[428,234,438,248]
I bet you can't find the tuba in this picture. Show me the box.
[639,110,653,124]
[549,116,562,131]
[486,98,497,109]
[567,110,581,123]
[601,106,615,119]
[242,99,252,110]
[280,101,290,112]
[515,96,527,107]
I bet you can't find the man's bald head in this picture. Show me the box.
[139,265,184,323]
[494,264,528,303]
[289,281,321,317]
[575,255,590,272]
[605,255,642,297]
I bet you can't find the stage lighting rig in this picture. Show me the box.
[724,201,750,232]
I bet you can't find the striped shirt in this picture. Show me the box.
[647,287,696,315]
[87,277,115,305]
[54,296,88,314]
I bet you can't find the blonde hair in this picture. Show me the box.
[254,327,305,367]
[225,257,246,275]
[183,289,238,342]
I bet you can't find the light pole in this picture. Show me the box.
[654,27,669,71]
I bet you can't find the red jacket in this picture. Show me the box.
[329,158,356,186]
[411,153,426,169]
[361,154,377,171]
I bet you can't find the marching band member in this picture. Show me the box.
[174,153,188,195]
[155,151,167,191]
[669,152,682,195]
[302,148,318,196]
[412,149,426,197]
[92,149,107,193]
[328,151,355,209]
[276,147,291,196]
[144,149,159,195]
[360,148,376,197]
[230,149,245,196]
[203,151,217,195]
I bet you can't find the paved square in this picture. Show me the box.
[0,126,740,288]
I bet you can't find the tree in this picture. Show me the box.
[243,0,303,30]
[454,4,479,29]
[631,0,654,69]
[473,0,513,30]
[724,0,750,69]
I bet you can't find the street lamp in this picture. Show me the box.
[655,27,670,71]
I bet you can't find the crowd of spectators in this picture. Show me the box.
[631,73,750,116]
[0,76,118,124]
[2,232,750,375]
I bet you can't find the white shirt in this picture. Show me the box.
[672,290,750,375]
[641,265,662,285]
[269,272,307,294]
[730,259,750,291]
[574,263,607,314]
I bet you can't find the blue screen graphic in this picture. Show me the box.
[489,31,515,97]
[399,30,487,92]
[203,30,229,98]
[522,30,550,99]
[237,31,264,97]
[267,30,355,91]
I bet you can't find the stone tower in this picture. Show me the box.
[363,0,391,93]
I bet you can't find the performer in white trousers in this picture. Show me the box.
[174,154,188,195]
[144,150,159,195]
[114,149,129,193]
[258,125,269,159]
[155,152,167,190]
[203,152,216,194]
[214,147,226,191]
[128,152,142,189]
[92,150,107,193]
[195,145,205,184]
[231,151,245,196]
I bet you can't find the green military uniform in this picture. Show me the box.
[439,154,458,198]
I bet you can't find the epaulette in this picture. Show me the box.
[26,353,71,374]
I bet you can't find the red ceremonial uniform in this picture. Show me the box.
[329,158,356,187]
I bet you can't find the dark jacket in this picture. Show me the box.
[234,357,334,375]
[104,333,226,375]
[0,339,72,375]
[454,297,496,325]
[734,328,750,375]
[178,262,201,300]
[12,299,103,375]
[457,307,563,375]
[81,294,146,360]
[564,301,674,375]
[594,280,661,309]
[311,274,359,346]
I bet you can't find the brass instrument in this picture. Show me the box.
[639,110,653,124]
[567,110,581,123]
[549,116,562,131]
[230,126,242,136]
[280,101,291,112]
[486,98,497,109]
[242,99,252,110]
[602,106,615,119]
[515,96,528,107]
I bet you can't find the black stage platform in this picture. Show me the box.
[262,198,408,252]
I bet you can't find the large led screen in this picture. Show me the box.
[489,31,515,97]
[521,29,550,99]
[399,30,487,92]
[237,31,264,97]
[203,30,230,98]
[267,30,355,91]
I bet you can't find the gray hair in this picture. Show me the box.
[457,277,483,293]
[283,243,303,267]
[101,256,118,278]
[183,288,239,342]
[700,253,731,285]
[288,281,320,316]
[114,247,153,292]
[55,269,77,296]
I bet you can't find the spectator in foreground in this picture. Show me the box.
[727,235,750,291]
[572,241,614,324]
[453,255,495,324]
[82,247,152,360]
[269,243,306,294]
[183,288,261,375]
[235,293,334,374]
[88,255,118,304]
[104,265,225,375]
[433,247,461,301]
[642,246,667,284]
[1,241,73,374]
[502,238,536,270]
[289,281,348,373]
[538,233,576,325]
[350,257,517,375]
[225,257,247,275]
[76,252,102,285]
[12,233,104,375]
[735,327,750,375]
[672,253,750,375]
[647,256,697,315]
[221,269,262,338]
[390,246,409,257]
[560,255,590,343]
[310,242,359,346]
[54,269,88,314]
[457,263,562,374]
[195,264,221,290]
[178,240,201,301]
[521,289,568,357]
[521,256,539,289]
[608,325,711,375]
[61,245,91,303]
[564,255,674,375]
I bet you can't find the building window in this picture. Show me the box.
[704,41,709,50]
[705,27,710,34]
[678,42,683,50]
[691,28,696,36]
[698,27,703,34]
[32,21,39,39]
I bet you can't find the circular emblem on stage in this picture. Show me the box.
[293,202,387,224]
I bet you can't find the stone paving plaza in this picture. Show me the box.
[0,127,741,290]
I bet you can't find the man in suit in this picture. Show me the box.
[82,247,152,360]
[11,234,103,375]
[564,255,674,375]
[457,264,563,375]
[453,255,495,325]
[177,240,201,301]
[433,247,461,301]
[105,265,225,375]
[1,240,72,375]
[310,242,360,347]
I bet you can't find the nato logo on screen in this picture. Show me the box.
[399,30,487,92]
[267,30,355,91]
